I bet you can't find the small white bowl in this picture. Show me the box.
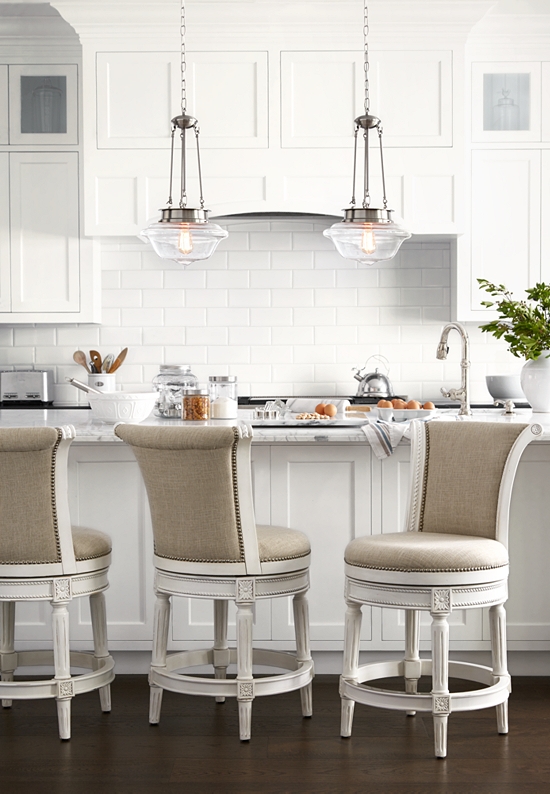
[486,375,525,401]
[393,409,437,422]
[88,392,157,424]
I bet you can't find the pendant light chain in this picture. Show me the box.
[363,0,369,115]
[179,0,187,208]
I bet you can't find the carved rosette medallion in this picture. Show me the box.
[433,694,450,714]
[236,578,255,603]
[57,679,74,699]
[431,588,451,613]
[237,681,255,701]
[53,578,72,602]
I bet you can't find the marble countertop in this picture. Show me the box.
[0,406,546,444]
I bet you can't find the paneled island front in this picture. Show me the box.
[3,407,550,674]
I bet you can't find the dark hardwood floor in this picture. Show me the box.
[1,675,550,794]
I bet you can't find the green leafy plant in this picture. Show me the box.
[477,278,550,360]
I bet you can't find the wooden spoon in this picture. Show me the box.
[73,350,90,373]
[108,347,128,374]
[90,350,102,373]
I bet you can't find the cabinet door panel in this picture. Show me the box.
[373,51,452,147]
[8,64,78,145]
[543,63,550,142]
[96,52,179,149]
[281,52,362,148]
[270,445,372,643]
[68,445,155,643]
[468,149,540,315]
[188,52,268,149]
[10,152,80,313]
[0,154,10,311]
[543,151,550,283]
[0,65,7,144]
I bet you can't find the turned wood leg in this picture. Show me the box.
[236,602,254,741]
[1,601,16,708]
[404,609,421,716]
[90,592,111,712]
[293,592,313,717]
[213,600,229,704]
[490,603,510,734]
[52,601,72,741]
[341,599,362,738]
[149,592,171,725]
[431,611,450,759]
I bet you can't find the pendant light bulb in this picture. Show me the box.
[178,225,193,255]
[361,226,376,255]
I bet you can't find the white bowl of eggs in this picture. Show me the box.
[375,398,437,422]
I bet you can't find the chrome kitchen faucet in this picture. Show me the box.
[436,322,472,416]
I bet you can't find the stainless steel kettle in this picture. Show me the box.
[352,355,394,398]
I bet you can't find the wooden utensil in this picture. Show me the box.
[108,347,128,374]
[90,350,102,373]
[73,350,90,373]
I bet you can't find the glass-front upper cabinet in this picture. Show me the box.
[472,62,541,143]
[8,64,78,145]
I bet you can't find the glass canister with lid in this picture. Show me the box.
[208,376,238,419]
[152,364,198,418]
[182,387,210,421]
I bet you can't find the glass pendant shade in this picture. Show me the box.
[142,218,228,267]
[324,212,411,266]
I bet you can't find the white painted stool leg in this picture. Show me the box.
[404,609,421,716]
[1,601,16,708]
[293,592,313,717]
[213,599,229,703]
[52,601,72,741]
[340,599,362,738]
[149,592,171,725]
[236,602,254,741]
[90,592,111,712]
[489,602,510,734]
[431,611,450,758]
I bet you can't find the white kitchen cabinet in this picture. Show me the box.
[8,64,78,146]
[543,150,550,283]
[457,149,541,321]
[543,63,550,142]
[0,65,7,144]
[269,444,372,645]
[0,154,10,311]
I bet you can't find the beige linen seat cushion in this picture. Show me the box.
[72,527,112,562]
[345,531,508,573]
[256,525,310,563]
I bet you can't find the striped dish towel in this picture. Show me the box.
[361,419,411,459]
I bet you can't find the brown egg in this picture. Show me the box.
[423,401,435,410]
[315,403,325,415]
[406,400,422,409]
[392,399,407,409]
[378,399,392,408]
[323,403,337,417]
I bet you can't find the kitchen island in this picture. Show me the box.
[3,406,550,675]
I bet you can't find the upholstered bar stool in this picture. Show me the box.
[340,420,541,758]
[114,422,314,741]
[0,426,114,740]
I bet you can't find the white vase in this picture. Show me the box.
[520,352,550,412]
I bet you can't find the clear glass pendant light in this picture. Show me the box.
[141,0,228,266]
[323,0,410,266]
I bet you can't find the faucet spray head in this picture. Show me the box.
[436,343,449,360]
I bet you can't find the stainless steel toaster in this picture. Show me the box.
[0,369,54,403]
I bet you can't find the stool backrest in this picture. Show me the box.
[0,426,75,571]
[114,424,257,569]
[407,421,533,543]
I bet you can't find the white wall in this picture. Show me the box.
[0,219,521,405]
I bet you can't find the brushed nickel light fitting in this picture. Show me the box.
[141,1,227,266]
[323,0,410,266]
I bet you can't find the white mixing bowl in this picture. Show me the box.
[486,375,525,401]
[88,392,157,423]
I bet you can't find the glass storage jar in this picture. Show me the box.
[152,365,198,418]
[182,388,210,421]
[208,376,238,419]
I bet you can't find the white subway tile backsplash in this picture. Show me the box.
[6,236,518,403]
